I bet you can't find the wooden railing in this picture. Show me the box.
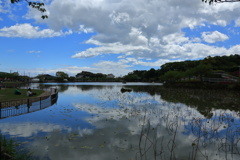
[203,77,238,83]
[0,88,58,119]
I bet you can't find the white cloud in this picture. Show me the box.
[0,23,72,38]
[201,31,229,43]
[234,17,240,27]
[109,11,130,24]
[72,31,234,61]
[26,58,173,77]
[119,57,171,67]
[3,0,240,75]
[72,41,151,59]
[28,50,41,54]
[28,0,239,63]
[0,122,64,137]
[78,25,94,34]
[92,61,132,76]
[162,33,189,45]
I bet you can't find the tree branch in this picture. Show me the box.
[202,0,240,5]
[10,0,48,19]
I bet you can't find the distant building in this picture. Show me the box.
[31,78,40,82]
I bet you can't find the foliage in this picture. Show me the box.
[159,54,240,82]
[123,73,139,81]
[0,134,32,160]
[36,74,55,82]
[161,71,184,82]
[56,71,68,78]
[123,68,161,82]
[68,76,76,82]
[0,72,30,82]
[191,64,212,81]
[202,0,240,5]
[76,71,108,81]
[10,0,48,19]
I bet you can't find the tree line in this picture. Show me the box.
[0,54,239,83]
[123,54,240,82]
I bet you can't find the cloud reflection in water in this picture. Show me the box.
[0,84,240,160]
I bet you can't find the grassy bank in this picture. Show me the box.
[0,88,44,101]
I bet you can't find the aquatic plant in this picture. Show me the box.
[0,134,32,160]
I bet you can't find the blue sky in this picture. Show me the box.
[0,0,240,77]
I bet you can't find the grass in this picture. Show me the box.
[0,134,32,160]
[0,88,44,102]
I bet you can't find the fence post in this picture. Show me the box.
[40,97,42,109]
[27,99,30,113]
[0,102,2,119]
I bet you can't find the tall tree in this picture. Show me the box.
[10,0,48,19]
[56,71,69,79]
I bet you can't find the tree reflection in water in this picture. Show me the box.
[1,84,240,160]
[125,86,240,160]
[136,108,240,160]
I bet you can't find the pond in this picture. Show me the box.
[0,82,240,160]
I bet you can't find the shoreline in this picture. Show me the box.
[162,81,240,91]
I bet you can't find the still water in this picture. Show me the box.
[0,82,240,160]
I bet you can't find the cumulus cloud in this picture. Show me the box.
[92,60,132,76]
[72,41,150,59]
[4,0,240,75]
[78,25,94,33]
[0,23,72,38]
[201,31,229,43]
[21,57,174,77]
[72,32,235,61]
[28,0,239,62]
[0,122,64,137]
[234,17,240,27]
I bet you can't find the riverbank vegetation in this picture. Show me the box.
[126,85,240,117]
[0,134,31,160]
[124,54,240,82]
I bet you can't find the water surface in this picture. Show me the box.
[0,82,240,160]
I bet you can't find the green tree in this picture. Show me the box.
[161,71,184,82]
[123,74,138,82]
[10,0,48,19]
[12,72,19,76]
[144,68,156,79]
[191,64,212,81]
[56,71,69,79]
[69,76,76,82]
